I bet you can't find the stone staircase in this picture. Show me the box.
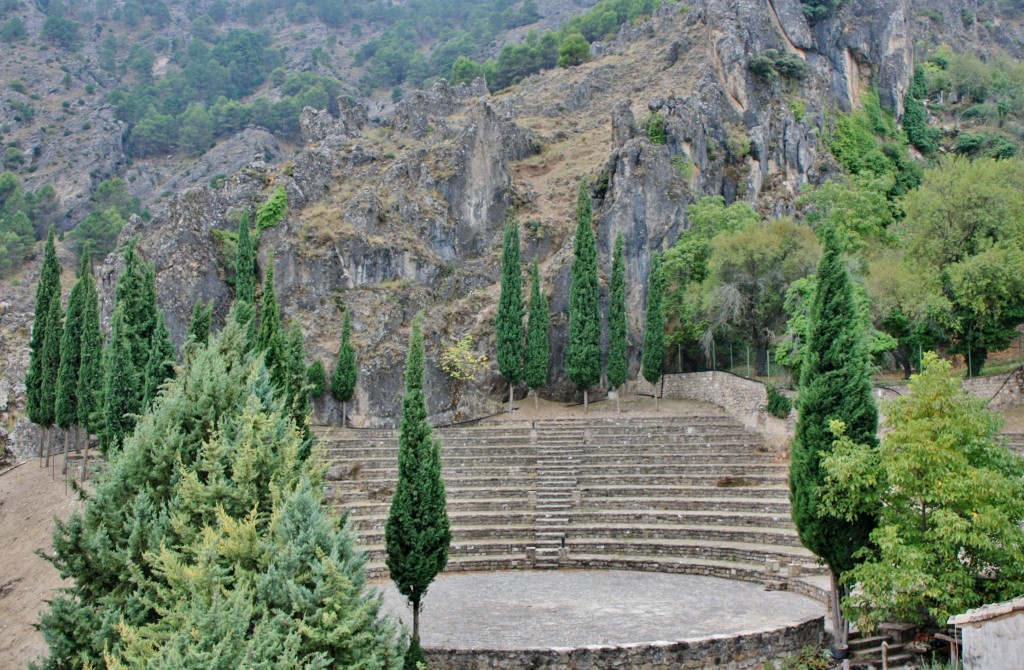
[316,411,826,591]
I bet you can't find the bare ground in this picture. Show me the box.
[0,460,82,669]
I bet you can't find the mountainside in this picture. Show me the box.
[4,0,1024,441]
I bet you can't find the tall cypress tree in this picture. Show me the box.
[40,293,64,466]
[257,256,286,388]
[284,320,311,439]
[186,298,213,349]
[111,240,156,408]
[331,306,357,427]
[496,219,524,412]
[76,255,102,479]
[27,226,62,462]
[235,212,256,305]
[789,227,878,647]
[607,233,628,412]
[385,315,450,652]
[102,304,141,454]
[143,310,176,407]
[524,259,549,411]
[55,251,90,468]
[641,252,665,409]
[566,180,601,411]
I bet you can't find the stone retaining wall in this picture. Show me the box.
[876,368,1024,408]
[425,618,823,670]
[634,372,794,446]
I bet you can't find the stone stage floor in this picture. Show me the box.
[377,570,826,649]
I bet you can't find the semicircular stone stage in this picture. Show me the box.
[378,570,824,649]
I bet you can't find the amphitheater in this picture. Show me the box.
[318,393,905,669]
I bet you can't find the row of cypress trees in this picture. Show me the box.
[498,180,666,413]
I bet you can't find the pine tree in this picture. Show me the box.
[27,226,62,462]
[40,293,64,467]
[607,233,628,412]
[235,212,256,305]
[186,297,213,349]
[39,315,403,669]
[55,251,90,473]
[101,305,141,454]
[257,256,286,388]
[497,219,524,412]
[331,306,357,427]
[143,310,176,406]
[790,227,878,647]
[284,320,311,439]
[641,252,665,410]
[385,315,450,646]
[75,256,102,480]
[566,180,601,411]
[524,259,549,411]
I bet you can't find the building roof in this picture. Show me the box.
[948,596,1024,626]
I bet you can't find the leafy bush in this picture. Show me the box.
[765,383,793,418]
[749,49,807,82]
[645,112,668,145]
[775,645,832,670]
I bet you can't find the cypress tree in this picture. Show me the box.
[607,233,628,412]
[110,240,156,410]
[102,305,141,454]
[385,315,450,647]
[257,256,287,388]
[235,212,256,305]
[789,227,878,647]
[566,180,601,411]
[331,306,357,427]
[641,252,665,409]
[524,259,549,411]
[143,310,176,407]
[55,250,90,471]
[306,359,326,397]
[497,219,524,412]
[76,256,102,479]
[186,297,213,349]
[40,293,64,467]
[284,320,311,439]
[27,226,62,462]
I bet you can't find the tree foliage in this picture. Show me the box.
[143,310,176,406]
[497,219,524,396]
[256,186,288,232]
[26,227,62,429]
[385,315,450,641]
[606,234,627,392]
[257,257,287,388]
[822,353,1024,631]
[641,252,664,386]
[38,316,404,669]
[524,259,550,394]
[331,306,357,403]
[566,181,601,396]
[54,252,90,431]
[235,212,256,305]
[76,257,103,437]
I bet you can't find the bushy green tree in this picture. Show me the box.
[557,32,590,68]
[284,320,311,439]
[898,156,1024,375]
[143,310,176,406]
[607,233,627,411]
[38,315,404,669]
[101,305,141,454]
[306,359,326,397]
[497,219,524,412]
[186,297,213,349]
[790,227,877,646]
[524,259,549,410]
[385,315,450,646]
[641,252,664,409]
[256,185,288,231]
[566,180,601,411]
[332,306,357,426]
[26,227,62,461]
[822,353,1024,632]
[69,208,124,261]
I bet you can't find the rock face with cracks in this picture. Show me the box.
[33,0,1024,430]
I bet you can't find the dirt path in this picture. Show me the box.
[0,461,81,669]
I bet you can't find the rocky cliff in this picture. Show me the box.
[5,0,1024,442]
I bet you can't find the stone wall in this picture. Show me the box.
[634,372,794,447]
[425,618,823,670]
[876,368,1024,408]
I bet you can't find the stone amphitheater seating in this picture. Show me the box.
[316,411,829,598]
